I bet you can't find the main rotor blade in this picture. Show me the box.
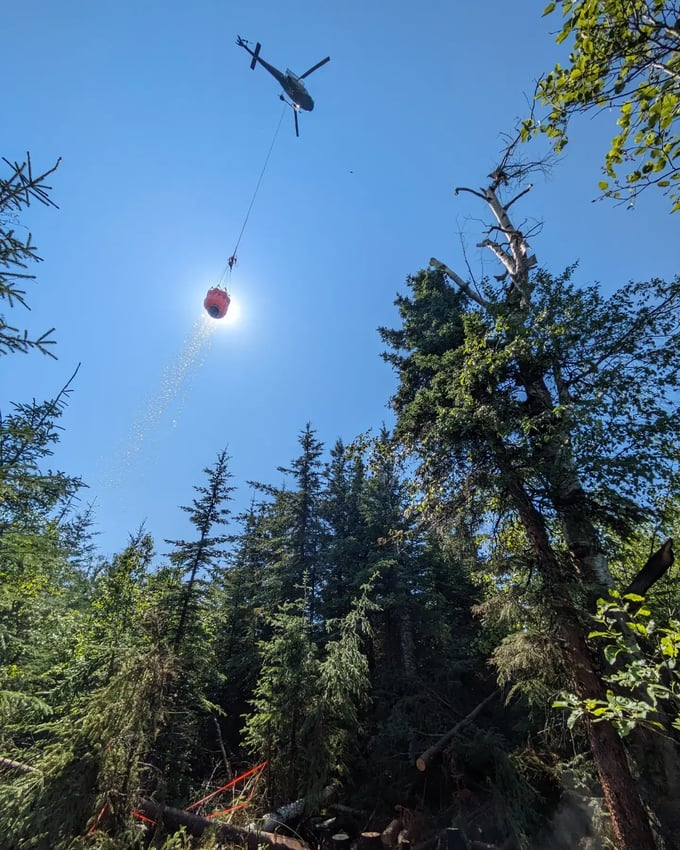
[294,109,300,137]
[298,56,330,80]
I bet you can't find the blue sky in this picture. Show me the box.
[4,1,678,558]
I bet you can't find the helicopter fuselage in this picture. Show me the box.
[257,56,314,112]
[256,58,314,110]
[237,39,316,111]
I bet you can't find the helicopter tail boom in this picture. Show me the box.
[250,42,261,70]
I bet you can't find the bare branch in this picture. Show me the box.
[505,183,534,211]
[429,258,492,311]
[454,186,487,201]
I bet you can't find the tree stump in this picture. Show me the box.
[331,833,351,850]
[356,832,382,850]
[381,819,401,848]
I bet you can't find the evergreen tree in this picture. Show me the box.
[380,166,680,849]
[0,382,85,716]
[0,531,176,849]
[148,451,236,801]
[243,588,375,809]
[1,153,60,356]
[208,503,272,751]
[1,153,88,767]
[359,428,422,681]
[242,598,320,804]
[251,424,328,621]
[319,438,369,622]
[166,448,234,652]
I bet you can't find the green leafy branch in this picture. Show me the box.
[530,0,680,210]
[554,591,680,735]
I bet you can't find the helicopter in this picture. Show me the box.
[236,36,330,136]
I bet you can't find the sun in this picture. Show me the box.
[223,295,241,325]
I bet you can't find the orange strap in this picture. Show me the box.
[185,760,267,811]
[207,761,265,819]
[87,801,109,835]
[132,810,158,825]
[207,800,250,819]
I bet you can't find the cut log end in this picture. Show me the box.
[356,831,383,850]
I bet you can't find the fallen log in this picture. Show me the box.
[416,691,498,772]
[137,798,309,850]
[262,783,338,832]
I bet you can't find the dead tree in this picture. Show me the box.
[425,157,677,850]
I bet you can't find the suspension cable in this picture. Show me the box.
[220,106,287,286]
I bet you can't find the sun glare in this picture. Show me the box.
[223,296,241,325]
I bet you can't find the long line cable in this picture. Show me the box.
[220,106,287,286]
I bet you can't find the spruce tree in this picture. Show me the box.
[320,438,368,622]
[166,449,234,652]
[1,153,60,356]
[242,598,320,804]
[208,504,272,751]
[251,424,328,622]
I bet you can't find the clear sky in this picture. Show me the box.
[4,0,678,558]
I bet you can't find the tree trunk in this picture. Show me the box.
[381,818,401,848]
[517,361,611,587]
[499,453,658,850]
[398,607,417,678]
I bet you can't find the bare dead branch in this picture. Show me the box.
[505,184,534,212]
[429,258,492,310]
[454,186,487,201]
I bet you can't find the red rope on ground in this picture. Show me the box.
[132,810,158,825]
[208,759,265,819]
[87,801,109,835]
[185,760,267,811]
[207,800,250,819]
